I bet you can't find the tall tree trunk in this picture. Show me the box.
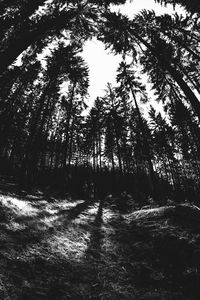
[98,131,102,170]
[63,82,76,168]
[115,135,123,174]
[68,116,75,167]
[111,151,115,173]
[130,87,159,202]
[108,84,123,174]
[93,139,96,171]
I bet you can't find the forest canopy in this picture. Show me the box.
[0,0,200,204]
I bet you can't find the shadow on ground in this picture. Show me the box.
[0,183,200,299]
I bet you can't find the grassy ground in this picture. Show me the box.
[0,178,200,299]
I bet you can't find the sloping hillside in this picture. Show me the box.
[0,188,200,299]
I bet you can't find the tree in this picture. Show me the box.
[0,52,41,160]
[99,11,200,122]
[16,43,89,185]
[61,49,89,169]
[148,106,179,188]
[0,0,126,75]
[116,61,158,201]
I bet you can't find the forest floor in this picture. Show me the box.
[0,176,200,299]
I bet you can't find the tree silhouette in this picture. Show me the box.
[0,0,200,203]
[155,0,200,13]
[99,11,200,121]
[116,61,158,201]
[0,0,127,75]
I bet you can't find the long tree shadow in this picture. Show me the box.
[0,198,105,299]
[0,198,97,256]
[65,199,105,298]
[1,197,139,299]
[14,199,94,225]
[85,199,104,261]
[56,199,93,218]
[55,199,96,228]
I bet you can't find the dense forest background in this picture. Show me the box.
[0,0,200,206]
[1,1,200,299]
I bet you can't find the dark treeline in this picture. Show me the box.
[0,0,200,205]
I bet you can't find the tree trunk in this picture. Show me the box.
[68,116,75,167]
[111,151,115,172]
[130,87,159,202]
[63,82,76,168]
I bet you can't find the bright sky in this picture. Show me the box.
[82,0,184,108]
